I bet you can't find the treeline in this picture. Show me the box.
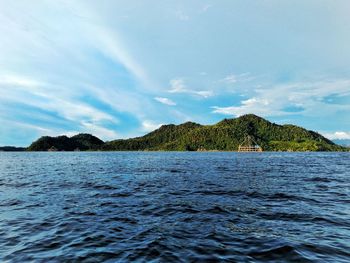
[27,134,104,151]
[26,114,346,152]
[0,146,26,152]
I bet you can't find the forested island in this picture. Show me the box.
[0,146,26,152]
[19,114,345,152]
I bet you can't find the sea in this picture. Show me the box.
[0,152,349,262]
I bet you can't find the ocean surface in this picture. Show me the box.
[0,152,349,262]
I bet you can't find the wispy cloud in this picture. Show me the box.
[141,120,162,132]
[212,97,272,116]
[154,97,176,106]
[212,79,350,117]
[89,26,153,89]
[322,131,350,140]
[0,73,120,140]
[0,74,43,88]
[221,74,237,84]
[168,78,213,98]
[80,121,118,140]
[175,10,189,21]
[200,4,212,13]
[220,73,255,84]
[0,2,163,143]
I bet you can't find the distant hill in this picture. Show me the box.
[70,134,105,150]
[27,115,346,152]
[27,133,104,151]
[333,139,350,147]
[103,114,345,152]
[0,146,26,152]
[103,121,202,151]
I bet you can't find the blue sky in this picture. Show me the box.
[1,0,350,146]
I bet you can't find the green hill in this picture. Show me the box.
[27,115,345,152]
[102,121,202,151]
[27,133,104,151]
[103,114,344,152]
[70,133,104,150]
[0,146,26,152]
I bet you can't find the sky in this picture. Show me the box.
[1,0,350,146]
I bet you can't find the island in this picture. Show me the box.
[21,114,346,152]
[0,146,26,152]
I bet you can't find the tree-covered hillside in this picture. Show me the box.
[0,146,26,152]
[103,114,345,152]
[27,115,346,152]
[27,134,104,151]
[102,122,202,151]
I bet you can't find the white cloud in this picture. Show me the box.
[0,73,121,142]
[141,120,162,132]
[169,78,186,93]
[0,2,162,143]
[2,120,54,135]
[195,90,214,98]
[59,2,152,88]
[212,79,350,117]
[322,131,350,140]
[220,73,255,84]
[10,118,118,142]
[0,74,43,88]
[154,97,176,106]
[80,121,118,140]
[0,75,117,124]
[168,78,213,98]
[89,26,152,88]
[175,10,189,21]
[200,4,212,13]
[222,74,237,84]
[212,97,272,116]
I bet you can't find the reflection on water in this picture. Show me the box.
[0,152,350,262]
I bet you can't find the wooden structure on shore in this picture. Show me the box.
[238,135,263,152]
[197,146,207,151]
[48,146,58,152]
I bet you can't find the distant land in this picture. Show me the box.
[11,114,345,152]
[0,146,26,152]
[0,115,347,152]
[332,139,350,147]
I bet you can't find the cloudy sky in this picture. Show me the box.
[1,0,350,146]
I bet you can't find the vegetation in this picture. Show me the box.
[103,114,345,152]
[102,122,201,151]
[0,146,26,152]
[70,134,104,150]
[26,114,346,152]
[27,133,104,151]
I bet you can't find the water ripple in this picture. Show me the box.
[0,152,349,262]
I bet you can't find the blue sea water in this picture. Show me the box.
[0,152,350,262]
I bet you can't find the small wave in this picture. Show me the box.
[75,252,123,262]
[204,205,230,215]
[0,199,23,207]
[245,191,320,204]
[257,212,313,222]
[307,177,332,183]
[166,169,184,173]
[193,189,242,197]
[311,216,350,228]
[249,245,312,262]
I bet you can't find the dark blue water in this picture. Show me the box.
[0,152,350,262]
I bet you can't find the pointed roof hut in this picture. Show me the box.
[238,135,263,152]
[48,146,58,152]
